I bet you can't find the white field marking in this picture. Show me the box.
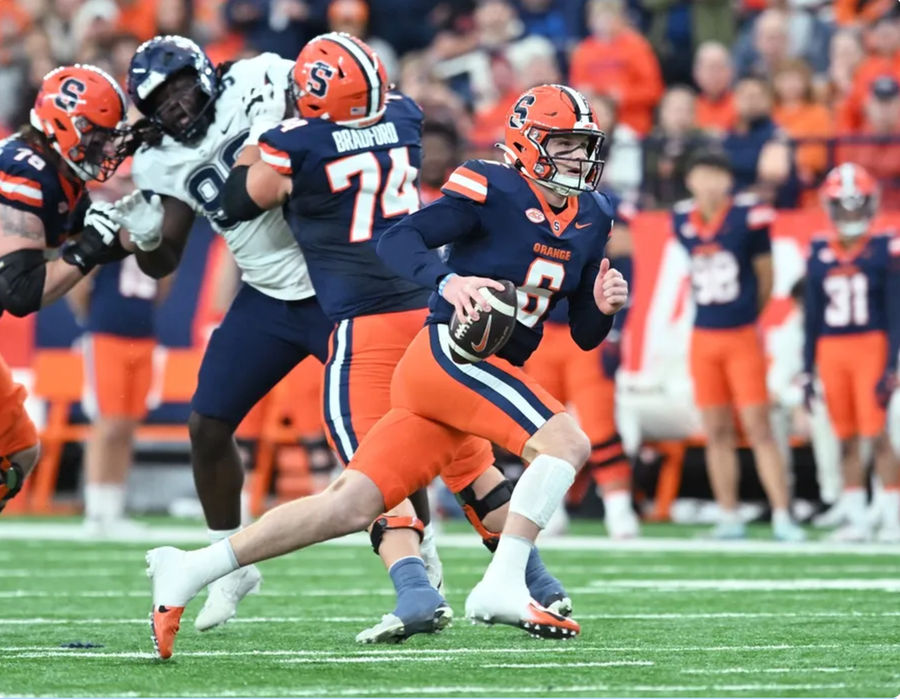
[7,610,900,627]
[681,667,847,675]
[481,661,655,669]
[579,578,900,592]
[3,522,900,555]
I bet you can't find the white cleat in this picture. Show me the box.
[708,520,746,540]
[812,500,848,529]
[827,523,872,543]
[773,519,806,542]
[355,605,453,644]
[195,565,262,631]
[875,524,900,544]
[464,578,579,639]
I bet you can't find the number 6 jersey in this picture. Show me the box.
[256,91,429,321]
[672,193,774,329]
[131,53,314,301]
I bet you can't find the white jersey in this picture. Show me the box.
[132,53,314,301]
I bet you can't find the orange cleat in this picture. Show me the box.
[150,605,184,660]
[519,600,580,639]
[465,580,581,640]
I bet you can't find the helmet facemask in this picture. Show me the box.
[826,191,878,239]
[70,117,131,182]
[501,126,606,196]
[146,68,217,143]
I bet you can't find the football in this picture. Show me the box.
[447,279,518,363]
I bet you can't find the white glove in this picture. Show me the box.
[109,190,165,252]
[83,201,121,245]
[244,82,288,144]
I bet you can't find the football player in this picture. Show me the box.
[145,80,627,656]
[222,33,570,644]
[673,149,804,541]
[0,64,132,513]
[802,163,900,542]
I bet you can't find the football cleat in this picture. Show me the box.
[150,605,184,660]
[465,579,580,640]
[708,520,746,540]
[772,518,806,542]
[195,565,262,632]
[545,595,573,618]
[355,604,453,644]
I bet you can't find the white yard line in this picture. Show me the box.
[681,667,846,675]
[2,522,900,554]
[480,661,654,669]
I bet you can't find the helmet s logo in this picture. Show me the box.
[508,94,535,130]
[54,78,86,112]
[307,61,336,98]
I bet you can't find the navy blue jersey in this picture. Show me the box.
[0,136,84,248]
[377,159,616,365]
[672,194,774,329]
[803,232,900,372]
[258,92,430,321]
[86,256,157,338]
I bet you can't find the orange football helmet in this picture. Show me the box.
[30,64,129,182]
[820,162,880,238]
[500,84,605,196]
[291,32,388,128]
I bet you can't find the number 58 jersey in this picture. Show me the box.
[672,194,774,329]
[131,53,314,301]
[257,92,430,322]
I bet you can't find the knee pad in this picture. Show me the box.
[369,515,424,555]
[0,457,24,513]
[455,480,513,552]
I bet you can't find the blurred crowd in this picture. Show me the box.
[2,0,900,209]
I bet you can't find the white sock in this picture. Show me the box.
[185,539,240,589]
[208,526,241,544]
[603,490,631,515]
[509,454,576,528]
[484,534,532,583]
[880,490,900,529]
[420,522,437,558]
[844,488,867,527]
[771,508,791,528]
[84,483,126,523]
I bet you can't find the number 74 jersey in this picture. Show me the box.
[257,92,430,322]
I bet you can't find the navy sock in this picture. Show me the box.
[389,556,432,597]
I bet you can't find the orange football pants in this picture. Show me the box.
[83,334,156,420]
[689,324,769,409]
[0,354,38,456]
[351,324,565,510]
[817,331,888,439]
[322,309,494,493]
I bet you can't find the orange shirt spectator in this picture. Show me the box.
[772,59,833,186]
[837,14,900,131]
[116,0,160,42]
[834,0,894,26]
[570,0,663,136]
[836,76,900,208]
[693,42,737,135]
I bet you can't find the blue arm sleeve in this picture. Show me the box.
[886,258,900,372]
[749,225,772,258]
[803,273,823,374]
[568,260,615,351]
[376,196,481,289]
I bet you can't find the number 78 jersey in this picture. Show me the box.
[672,194,774,329]
[258,92,430,321]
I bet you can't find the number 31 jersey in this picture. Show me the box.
[672,194,774,329]
[257,92,429,322]
[131,53,313,301]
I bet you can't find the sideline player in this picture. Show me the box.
[221,33,571,643]
[145,81,627,657]
[673,149,804,541]
[802,163,900,542]
[0,65,132,513]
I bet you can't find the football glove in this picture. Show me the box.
[62,202,129,274]
[109,190,165,252]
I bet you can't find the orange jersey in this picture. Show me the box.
[569,30,664,136]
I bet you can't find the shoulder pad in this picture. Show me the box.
[746,203,776,230]
[441,159,491,204]
[0,141,54,212]
[386,91,423,119]
[258,119,311,176]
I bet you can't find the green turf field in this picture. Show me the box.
[1,518,899,698]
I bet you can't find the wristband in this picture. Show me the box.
[438,273,457,297]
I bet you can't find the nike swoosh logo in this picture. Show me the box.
[574,222,592,229]
[472,314,493,353]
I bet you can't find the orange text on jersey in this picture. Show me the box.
[533,243,572,262]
